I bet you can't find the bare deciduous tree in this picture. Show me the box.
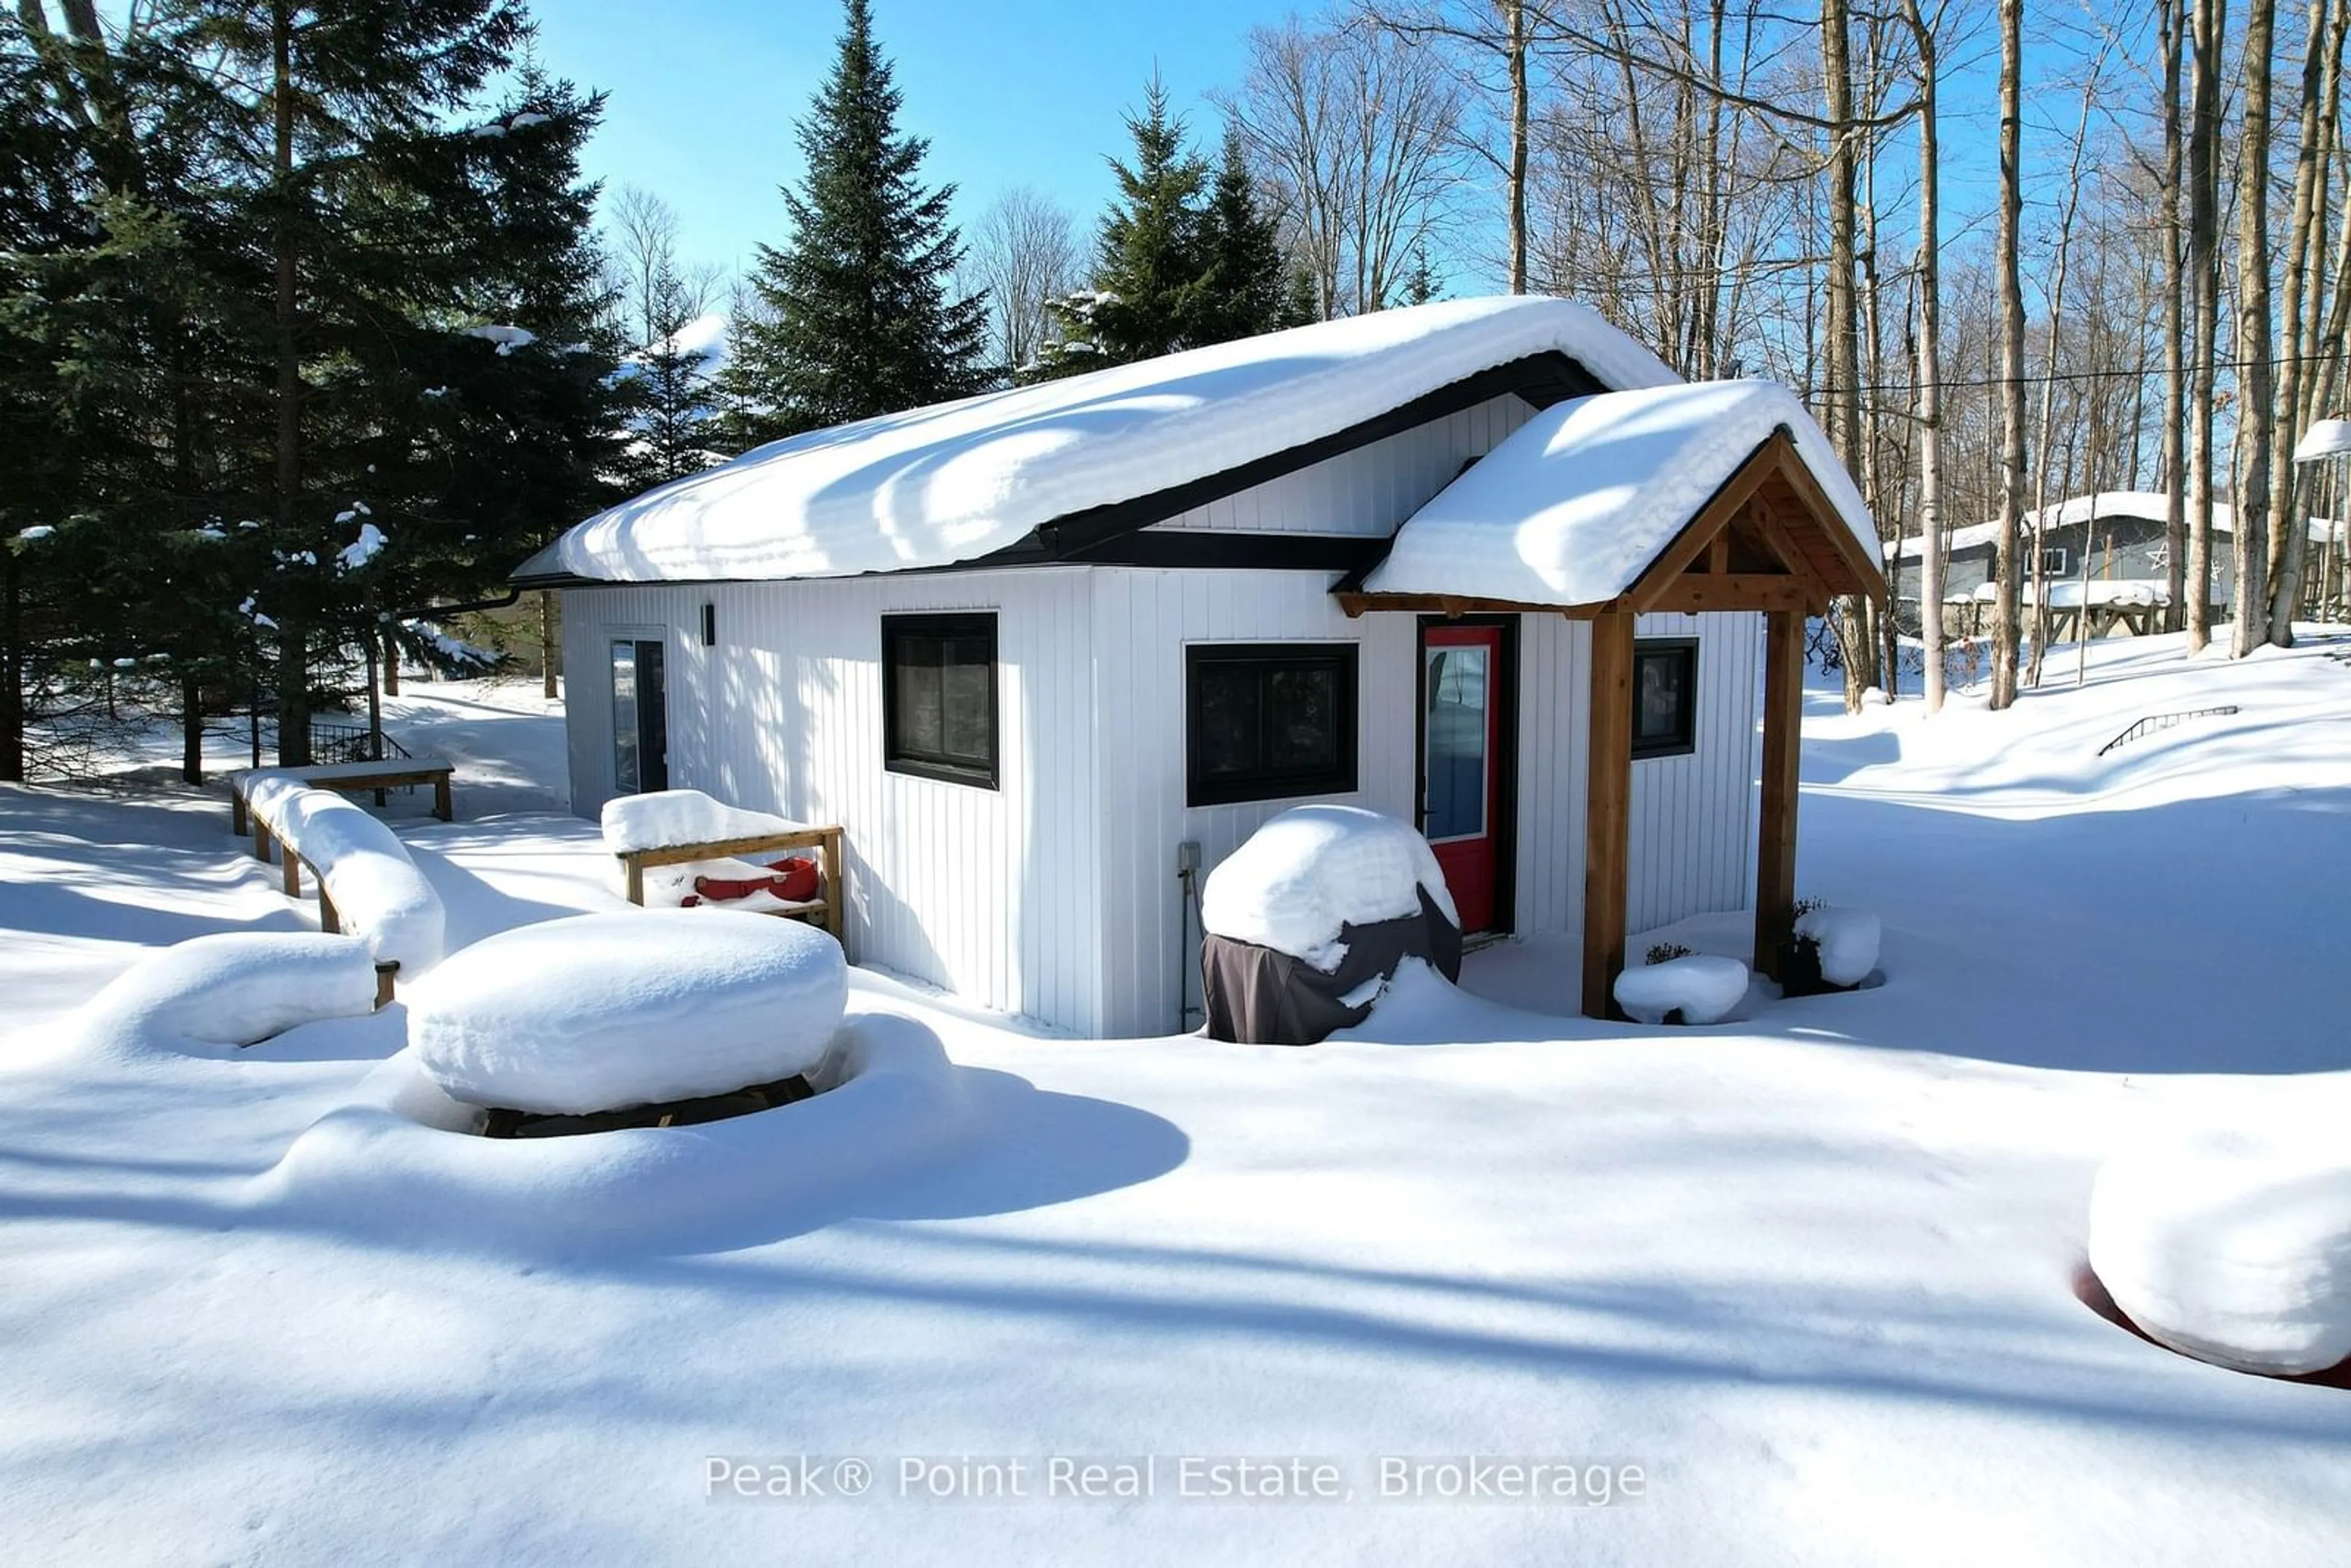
[966,186,1079,376]
[1989,0,2025,711]
[1902,0,1949,713]
[2185,0,2227,655]
[607,185,721,351]
[1222,15,1466,317]
[1359,0,1543,292]
[2267,0,2337,642]
[2232,0,2276,656]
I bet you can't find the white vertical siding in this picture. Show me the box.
[561,569,1103,1033]
[1512,612,1591,939]
[1147,394,1536,537]
[1623,612,1763,936]
[1090,568,1422,1037]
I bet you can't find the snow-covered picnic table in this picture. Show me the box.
[228,755,457,834]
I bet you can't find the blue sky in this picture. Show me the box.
[528,0,1286,279]
[524,0,2145,304]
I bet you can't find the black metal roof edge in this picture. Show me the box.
[517,351,1604,590]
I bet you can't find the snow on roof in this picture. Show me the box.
[1914,491,2329,553]
[1361,379,1878,608]
[2292,418,2351,460]
[524,296,1675,584]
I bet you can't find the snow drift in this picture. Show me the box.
[257,1009,974,1252]
[242,775,446,972]
[1202,805,1458,973]
[70,932,382,1060]
[2089,1110,2351,1376]
[406,909,847,1115]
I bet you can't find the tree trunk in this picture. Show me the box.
[381,626,400,696]
[2026,73,2099,688]
[1906,0,1948,713]
[2186,0,2228,655]
[2161,0,2189,633]
[2270,0,2335,642]
[180,669,204,786]
[1820,0,1872,711]
[271,0,310,765]
[2233,0,2276,658]
[0,542,21,782]
[1507,0,1529,294]
[1990,0,2027,710]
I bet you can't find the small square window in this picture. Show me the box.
[1632,639,1697,760]
[1187,643,1358,806]
[883,612,998,788]
[2038,546,2069,577]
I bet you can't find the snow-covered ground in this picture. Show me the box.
[2,637,2349,1563]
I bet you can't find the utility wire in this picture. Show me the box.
[1798,348,2346,400]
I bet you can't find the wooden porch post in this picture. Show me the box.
[1754,607,1805,977]
[1581,608,1634,1018]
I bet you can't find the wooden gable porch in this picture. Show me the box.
[1336,429,1886,1019]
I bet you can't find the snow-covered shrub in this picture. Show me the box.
[1200,805,1457,972]
[1793,905,1880,987]
[1613,955,1749,1026]
[1645,942,1694,965]
[244,775,447,972]
[406,909,847,1116]
[75,932,381,1058]
[2090,1114,2351,1376]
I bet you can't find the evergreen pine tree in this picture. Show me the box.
[391,63,632,667]
[1277,265,1320,328]
[1193,127,1286,346]
[172,0,541,763]
[4,7,264,781]
[718,0,984,446]
[1034,77,1209,377]
[1398,242,1442,308]
[626,262,720,487]
[5,6,624,775]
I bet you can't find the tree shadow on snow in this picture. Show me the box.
[1796,782,2351,1075]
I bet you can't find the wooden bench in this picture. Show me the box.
[243,827,404,1011]
[615,825,847,939]
[230,757,456,837]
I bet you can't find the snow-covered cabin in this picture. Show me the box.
[516,296,1883,1034]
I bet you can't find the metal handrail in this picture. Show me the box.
[309,718,414,765]
[2097,705,2240,757]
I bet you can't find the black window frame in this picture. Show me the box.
[1630,637,1699,761]
[1185,642,1359,808]
[882,612,1000,790]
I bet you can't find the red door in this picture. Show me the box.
[1420,623,1505,934]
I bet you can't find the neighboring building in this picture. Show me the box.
[517,297,1883,1035]
[1891,491,2340,609]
